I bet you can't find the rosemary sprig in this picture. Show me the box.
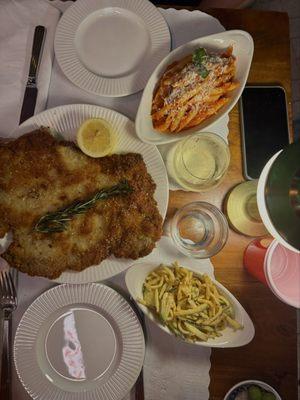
[35,180,132,234]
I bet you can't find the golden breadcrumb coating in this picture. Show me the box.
[0,129,162,279]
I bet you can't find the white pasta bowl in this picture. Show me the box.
[125,261,255,348]
[135,30,254,145]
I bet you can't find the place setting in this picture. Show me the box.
[0,0,299,400]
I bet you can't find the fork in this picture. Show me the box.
[0,269,17,400]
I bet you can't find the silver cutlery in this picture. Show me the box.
[19,25,46,124]
[0,269,17,400]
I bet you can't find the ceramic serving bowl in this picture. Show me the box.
[135,30,254,145]
[224,380,282,400]
[125,261,255,348]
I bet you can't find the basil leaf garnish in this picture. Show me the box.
[192,47,209,79]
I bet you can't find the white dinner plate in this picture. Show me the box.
[14,283,145,400]
[136,30,254,144]
[16,104,169,283]
[54,0,170,97]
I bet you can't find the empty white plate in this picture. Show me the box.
[14,283,145,400]
[55,0,170,97]
[136,30,254,144]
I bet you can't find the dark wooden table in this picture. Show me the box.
[161,7,298,400]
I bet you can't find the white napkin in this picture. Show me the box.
[111,236,214,400]
[0,0,60,137]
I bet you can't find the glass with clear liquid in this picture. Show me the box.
[167,132,230,192]
[170,202,229,258]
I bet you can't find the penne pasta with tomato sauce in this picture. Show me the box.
[151,46,239,134]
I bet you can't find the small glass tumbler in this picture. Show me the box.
[166,132,230,192]
[170,201,229,259]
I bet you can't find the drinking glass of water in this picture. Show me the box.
[170,202,229,258]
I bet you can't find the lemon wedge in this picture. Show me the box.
[76,118,115,158]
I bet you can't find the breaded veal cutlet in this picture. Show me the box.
[0,129,163,279]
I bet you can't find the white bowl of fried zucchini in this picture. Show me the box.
[125,261,255,347]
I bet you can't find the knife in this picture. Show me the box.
[19,25,46,124]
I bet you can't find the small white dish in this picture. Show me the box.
[125,261,255,348]
[224,379,282,400]
[256,150,299,253]
[14,283,145,400]
[54,0,170,97]
[136,30,254,145]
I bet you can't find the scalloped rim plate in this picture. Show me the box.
[136,30,254,144]
[54,0,170,97]
[14,283,145,400]
[16,104,169,283]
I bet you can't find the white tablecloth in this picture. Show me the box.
[0,1,226,398]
